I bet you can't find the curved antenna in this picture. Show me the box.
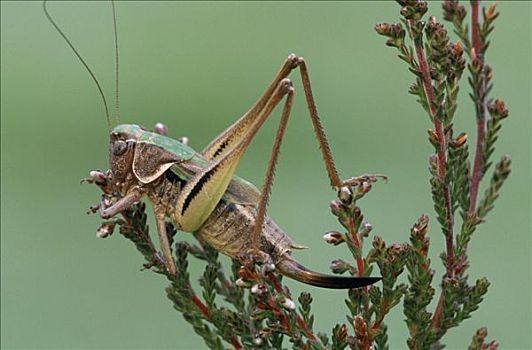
[43,0,112,130]
[111,0,120,124]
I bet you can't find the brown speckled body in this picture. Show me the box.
[104,125,381,288]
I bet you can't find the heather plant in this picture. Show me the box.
[88,1,510,348]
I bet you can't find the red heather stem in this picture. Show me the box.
[120,211,243,348]
[469,115,485,214]
[431,297,445,329]
[349,218,366,278]
[191,294,210,318]
[468,0,485,215]
[267,273,284,293]
[266,274,318,342]
[407,19,455,331]
[347,216,369,312]
[371,300,389,331]
[296,315,318,341]
[191,294,243,349]
[408,23,454,275]
[471,0,481,54]
[266,298,290,331]
[230,336,242,349]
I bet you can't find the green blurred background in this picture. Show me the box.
[1,1,530,349]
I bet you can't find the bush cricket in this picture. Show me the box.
[45,1,381,289]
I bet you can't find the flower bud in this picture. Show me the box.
[400,1,428,20]
[372,235,385,251]
[426,16,448,44]
[281,297,296,310]
[390,243,406,253]
[443,0,466,22]
[408,82,420,95]
[333,324,348,342]
[261,263,276,275]
[96,222,115,238]
[360,222,373,237]
[476,277,490,291]
[429,154,438,175]
[487,341,499,350]
[338,186,353,204]
[427,128,439,147]
[323,231,344,245]
[329,200,342,216]
[374,22,405,48]
[477,327,488,338]
[484,3,498,21]
[235,278,249,288]
[251,284,267,295]
[488,99,509,119]
[450,132,468,148]
[374,23,392,36]
[451,41,463,57]
[237,266,256,281]
[353,315,369,339]
[330,259,349,274]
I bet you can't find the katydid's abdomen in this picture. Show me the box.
[197,195,381,289]
[198,200,298,261]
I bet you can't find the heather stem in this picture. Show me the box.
[407,20,455,276]
[431,296,445,330]
[407,18,455,332]
[471,0,481,56]
[267,273,320,343]
[347,215,370,313]
[348,217,366,279]
[371,300,389,331]
[469,113,485,214]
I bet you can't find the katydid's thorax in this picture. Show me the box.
[112,124,200,162]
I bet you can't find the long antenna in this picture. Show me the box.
[43,0,112,130]
[111,0,120,124]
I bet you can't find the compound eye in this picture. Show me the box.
[112,140,128,156]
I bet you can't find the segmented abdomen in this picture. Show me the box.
[197,200,297,262]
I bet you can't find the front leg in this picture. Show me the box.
[100,188,144,219]
[99,188,176,275]
[154,207,177,276]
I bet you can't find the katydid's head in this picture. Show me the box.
[108,123,183,191]
[108,124,144,190]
